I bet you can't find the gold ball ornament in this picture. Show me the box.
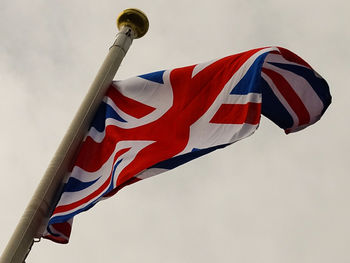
[116,8,149,38]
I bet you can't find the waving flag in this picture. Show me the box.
[43,46,331,243]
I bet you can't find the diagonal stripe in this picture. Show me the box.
[276,46,311,68]
[107,85,156,119]
[267,62,331,111]
[230,53,269,95]
[261,67,310,126]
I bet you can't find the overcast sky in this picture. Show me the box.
[0,0,349,262]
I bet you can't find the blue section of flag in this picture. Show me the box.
[48,161,124,225]
[267,62,331,111]
[260,77,294,129]
[230,53,269,95]
[151,144,230,170]
[64,177,100,192]
[48,199,100,226]
[90,102,126,132]
[106,159,123,193]
[138,70,165,84]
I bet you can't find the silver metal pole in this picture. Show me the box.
[0,9,149,263]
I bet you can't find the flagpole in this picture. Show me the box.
[0,9,149,263]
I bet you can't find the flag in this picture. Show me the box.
[43,46,331,243]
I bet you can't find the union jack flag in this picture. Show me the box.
[43,46,331,243]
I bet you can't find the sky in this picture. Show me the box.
[0,0,349,262]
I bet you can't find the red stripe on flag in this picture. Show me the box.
[210,103,261,125]
[107,85,156,119]
[277,47,312,68]
[75,127,120,172]
[262,67,310,126]
[43,234,69,244]
[53,148,130,214]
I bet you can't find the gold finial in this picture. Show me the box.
[117,8,149,38]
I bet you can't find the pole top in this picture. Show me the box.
[117,8,149,38]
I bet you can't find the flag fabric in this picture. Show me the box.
[43,46,331,243]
